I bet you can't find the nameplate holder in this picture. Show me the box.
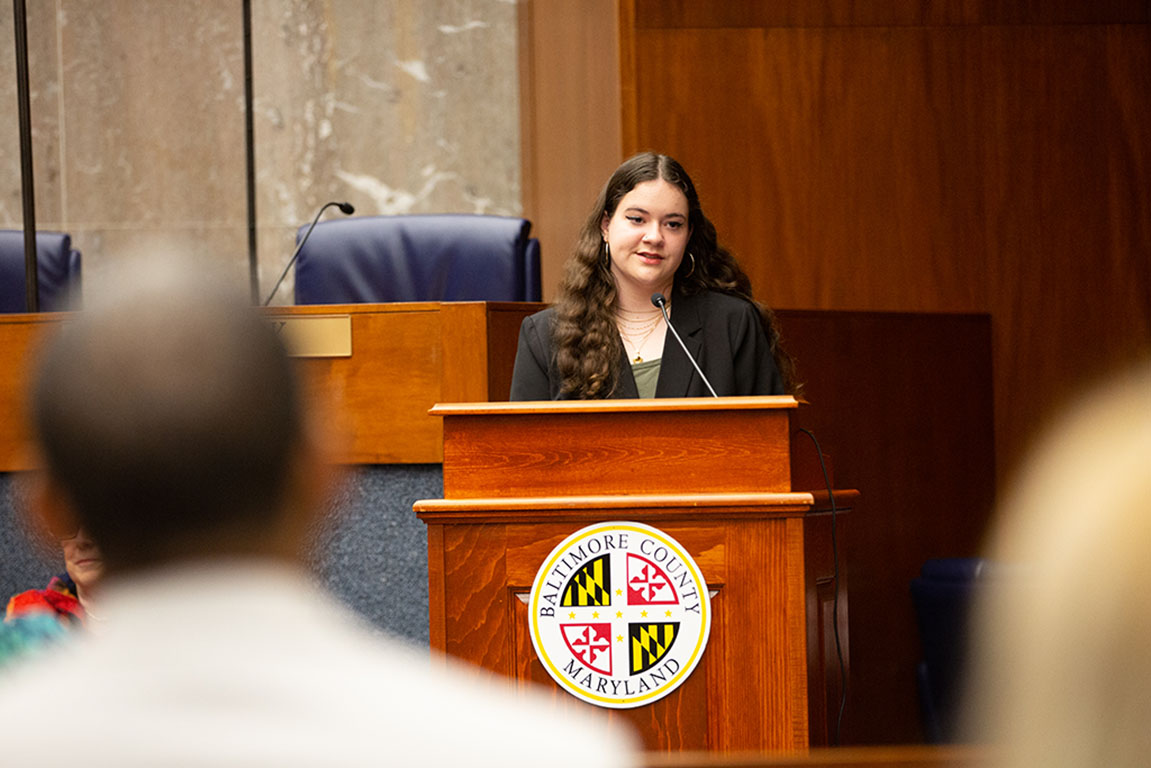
[268,314,352,358]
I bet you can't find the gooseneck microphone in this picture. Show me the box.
[651,292,718,397]
[262,201,355,306]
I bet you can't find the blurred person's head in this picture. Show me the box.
[27,266,329,574]
[61,529,103,599]
[965,362,1151,767]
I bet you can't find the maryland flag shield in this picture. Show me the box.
[528,521,711,709]
[629,622,679,674]
[561,554,611,607]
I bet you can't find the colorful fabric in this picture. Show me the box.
[5,574,85,628]
[0,614,71,672]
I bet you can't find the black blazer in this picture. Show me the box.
[509,290,783,400]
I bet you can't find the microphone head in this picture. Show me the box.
[650,292,667,308]
[337,202,355,215]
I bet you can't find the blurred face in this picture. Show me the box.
[601,178,690,297]
[62,529,104,596]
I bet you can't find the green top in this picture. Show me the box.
[631,357,662,399]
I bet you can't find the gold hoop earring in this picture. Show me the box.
[683,252,696,279]
[602,240,611,270]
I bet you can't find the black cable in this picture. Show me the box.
[798,427,847,747]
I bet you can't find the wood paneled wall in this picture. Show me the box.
[625,3,1151,487]
[781,310,995,745]
[517,0,624,297]
[522,0,1150,479]
[521,0,1151,744]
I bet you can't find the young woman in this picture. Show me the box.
[510,152,794,400]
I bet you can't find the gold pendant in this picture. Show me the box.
[633,355,643,363]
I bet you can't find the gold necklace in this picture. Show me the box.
[616,304,669,363]
[619,324,661,362]
[616,305,667,328]
[617,315,661,336]
[617,306,664,319]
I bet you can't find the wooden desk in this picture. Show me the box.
[0,312,65,471]
[0,302,540,470]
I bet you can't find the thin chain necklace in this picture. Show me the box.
[617,314,661,334]
[616,303,669,363]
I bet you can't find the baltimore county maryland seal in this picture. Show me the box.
[528,521,711,709]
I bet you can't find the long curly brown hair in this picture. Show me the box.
[552,152,797,398]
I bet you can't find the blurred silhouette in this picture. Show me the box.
[0,266,635,766]
[964,362,1151,767]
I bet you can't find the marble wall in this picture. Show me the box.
[1,0,522,303]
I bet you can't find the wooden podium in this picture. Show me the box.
[414,397,856,752]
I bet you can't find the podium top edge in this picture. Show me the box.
[429,395,799,416]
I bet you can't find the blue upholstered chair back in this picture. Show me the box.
[294,214,541,304]
[0,230,82,312]
[910,557,991,743]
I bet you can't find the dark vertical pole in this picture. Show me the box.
[242,0,259,302]
[13,0,38,311]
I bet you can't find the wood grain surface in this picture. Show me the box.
[631,1,1150,28]
[0,313,66,471]
[519,0,1150,500]
[519,5,1147,741]
[438,400,795,499]
[780,310,995,743]
[517,0,624,294]
[423,507,840,751]
[618,5,1151,490]
[0,302,538,470]
[421,401,853,750]
[643,744,989,768]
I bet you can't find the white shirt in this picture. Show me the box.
[0,560,637,767]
